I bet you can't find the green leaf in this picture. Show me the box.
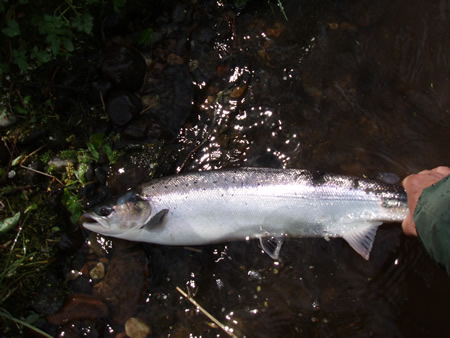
[2,19,20,37]
[31,46,51,64]
[24,204,38,214]
[72,13,94,34]
[24,312,40,324]
[12,50,28,72]
[14,105,28,114]
[0,212,21,234]
[113,0,127,13]
[62,37,74,52]
[75,162,88,184]
[11,155,24,166]
[87,142,99,161]
[89,133,105,149]
[139,28,153,47]
[62,189,83,224]
[50,38,60,56]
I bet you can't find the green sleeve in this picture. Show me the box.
[414,175,450,274]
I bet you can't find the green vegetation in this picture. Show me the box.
[0,1,127,335]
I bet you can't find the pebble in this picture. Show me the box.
[0,111,17,127]
[89,262,105,280]
[106,91,143,126]
[125,317,151,338]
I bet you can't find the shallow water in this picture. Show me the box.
[150,0,449,336]
[66,0,449,336]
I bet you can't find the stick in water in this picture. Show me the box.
[176,286,238,338]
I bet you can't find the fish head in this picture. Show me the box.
[82,191,153,238]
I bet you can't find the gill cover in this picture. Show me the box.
[82,192,153,235]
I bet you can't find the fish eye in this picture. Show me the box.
[97,206,113,217]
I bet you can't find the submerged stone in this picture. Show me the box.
[101,47,147,91]
[107,91,143,126]
[46,294,109,325]
[125,317,152,338]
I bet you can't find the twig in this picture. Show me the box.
[19,164,65,186]
[176,286,238,338]
[20,144,46,164]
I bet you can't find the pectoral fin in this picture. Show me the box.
[259,236,284,260]
[142,209,169,230]
[340,222,382,260]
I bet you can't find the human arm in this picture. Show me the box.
[402,166,450,273]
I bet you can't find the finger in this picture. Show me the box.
[432,166,450,176]
[402,214,417,237]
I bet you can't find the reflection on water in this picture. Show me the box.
[70,0,449,336]
[179,0,449,177]
[163,0,450,336]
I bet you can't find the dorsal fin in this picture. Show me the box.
[341,222,382,260]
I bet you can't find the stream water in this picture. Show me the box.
[55,0,450,336]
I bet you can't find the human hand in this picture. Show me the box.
[402,166,450,236]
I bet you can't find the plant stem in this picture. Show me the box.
[0,309,52,338]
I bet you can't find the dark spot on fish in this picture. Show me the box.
[185,183,189,187]
[213,180,217,184]
[194,180,198,184]
[352,179,360,190]
[164,185,168,189]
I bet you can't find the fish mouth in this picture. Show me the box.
[80,212,110,230]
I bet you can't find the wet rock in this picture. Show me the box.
[93,240,149,324]
[123,119,149,140]
[31,272,65,317]
[107,91,143,126]
[47,157,76,170]
[154,65,193,135]
[101,47,147,91]
[94,166,109,185]
[125,317,151,338]
[172,3,187,23]
[89,262,105,280]
[58,230,84,254]
[0,111,17,127]
[123,117,171,141]
[46,294,109,325]
[87,79,112,105]
[229,84,248,99]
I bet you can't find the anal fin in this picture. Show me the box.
[259,237,284,260]
[341,222,382,260]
